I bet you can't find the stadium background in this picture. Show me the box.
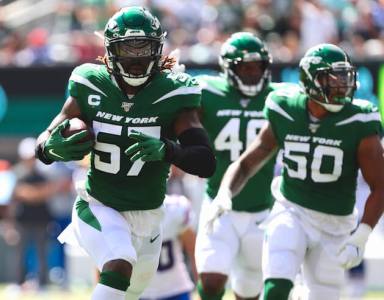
[0,0,384,299]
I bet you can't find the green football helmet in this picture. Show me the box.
[299,43,356,112]
[104,6,165,86]
[219,32,272,97]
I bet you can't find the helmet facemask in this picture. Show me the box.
[106,37,163,86]
[312,64,356,112]
[219,32,272,97]
[299,44,357,113]
[225,58,270,97]
[103,6,165,87]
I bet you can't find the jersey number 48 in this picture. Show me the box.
[214,118,266,161]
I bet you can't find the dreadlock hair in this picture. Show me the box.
[159,56,177,71]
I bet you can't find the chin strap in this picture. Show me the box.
[117,60,155,86]
[236,76,265,96]
[229,68,269,97]
[122,75,150,86]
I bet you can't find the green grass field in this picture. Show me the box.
[1,285,384,300]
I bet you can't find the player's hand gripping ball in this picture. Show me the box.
[44,118,94,162]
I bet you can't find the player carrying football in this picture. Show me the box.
[35,6,215,300]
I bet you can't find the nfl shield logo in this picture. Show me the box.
[121,102,134,112]
[309,123,320,133]
[240,98,251,108]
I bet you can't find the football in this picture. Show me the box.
[61,118,94,143]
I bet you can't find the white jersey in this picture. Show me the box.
[141,195,195,299]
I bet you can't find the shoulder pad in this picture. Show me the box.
[195,75,228,96]
[164,71,199,88]
[266,85,303,109]
[69,63,108,97]
[270,82,301,92]
[352,99,378,112]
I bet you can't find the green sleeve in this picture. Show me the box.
[356,102,383,138]
[263,93,282,145]
[172,72,202,109]
[68,80,78,98]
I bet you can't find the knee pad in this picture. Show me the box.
[240,227,263,270]
[263,278,293,300]
[127,250,161,297]
[231,268,262,298]
[195,237,236,274]
[99,270,130,292]
[266,215,304,253]
[263,250,301,283]
[263,216,306,282]
[304,246,345,288]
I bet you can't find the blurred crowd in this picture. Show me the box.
[0,137,75,289]
[1,0,384,67]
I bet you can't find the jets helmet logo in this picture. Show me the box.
[151,17,160,30]
[107,20,118,32]
[300,56,322,80]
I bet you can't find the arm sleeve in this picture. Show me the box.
[263,93,281,145]
[162,127,216,178]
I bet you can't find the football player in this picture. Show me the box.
[35,6,215,300]
[195,32,291,300]
[140,194,197,300]
[211,44,384,299]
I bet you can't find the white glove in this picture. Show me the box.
[168,48,186,73]
[336,223,372,269]
[205,187,232,234]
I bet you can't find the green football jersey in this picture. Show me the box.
[68,63,201,211]
[198,75,288,212]
[264,86,382,215]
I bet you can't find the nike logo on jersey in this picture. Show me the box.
[48,149,64,160]
[150,234,160,243]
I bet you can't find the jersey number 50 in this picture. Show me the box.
[284,141,344,183]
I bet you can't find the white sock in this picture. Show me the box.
[91,283,126,300]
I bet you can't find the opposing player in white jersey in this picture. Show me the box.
[140,194,197,300]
